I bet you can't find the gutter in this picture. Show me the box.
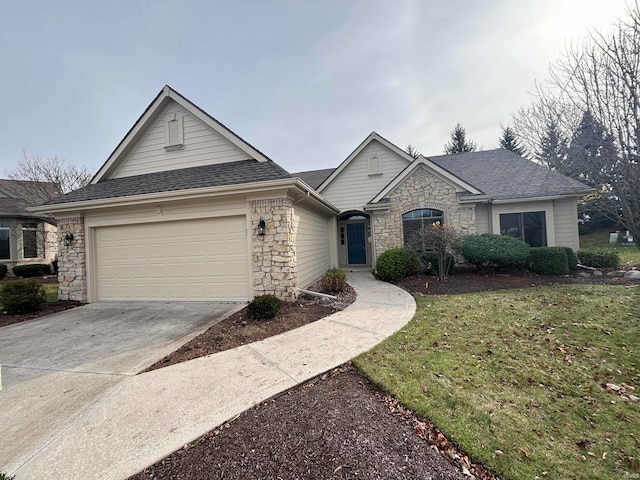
[28,177,339,216]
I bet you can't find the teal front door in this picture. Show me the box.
[347,223,366,264]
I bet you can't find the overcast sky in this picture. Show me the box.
[0,0,630,176]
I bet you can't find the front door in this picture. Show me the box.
[347,223,366,264]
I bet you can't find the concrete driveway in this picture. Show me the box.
[0,301,242,475]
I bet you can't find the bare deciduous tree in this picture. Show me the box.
[6,150,93,200]
[512,3,640,246]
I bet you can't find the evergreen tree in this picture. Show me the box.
[536,120,568,171]
[499,126,527,156]
[566,110,617,187]
[405,144,420,159]
[444,123,477,154]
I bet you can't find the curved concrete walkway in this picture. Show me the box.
[9,272,415,480]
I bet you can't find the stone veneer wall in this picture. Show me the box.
[249,198,298,301]
[43,221,58,263]
[373,166,476,260]
[57,217,87,302]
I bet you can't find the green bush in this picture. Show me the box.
[560,247,578,270]
[247,294,281,320]
[460,234,531,270]
[578,250,620,269]
[529,247,569,275]
[0,473,15,480]
[375,248,421,282]
[322,268,347,294]
[12,263,50,278]
[0,279,46,314]
[0,264,7,279]
[418,252,456,277]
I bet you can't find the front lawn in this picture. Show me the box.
[354,285,640,480]
[42,283,58,302]
[580,229,640,267]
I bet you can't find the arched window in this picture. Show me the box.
[402,208,443,246]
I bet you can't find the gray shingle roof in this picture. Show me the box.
[44,160,291,205]
[0,179,60,217]
[293,168,336,189]
[427,149,592,200]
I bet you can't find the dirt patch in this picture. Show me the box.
[145,286,356,372]
[397,268,640,296]
[130,364,493,480]
[0,300,83,328]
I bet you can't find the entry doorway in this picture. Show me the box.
[338,212,371,267]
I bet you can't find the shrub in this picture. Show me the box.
[418,252,456,277]
[460,234,531,270]
[529,247,569,275]
[578,250,620,269]
[322,268,347,294]
[0,473,15,480]
[560,247,578,270]
[375,248,421,282]
[0,279,47,314]
[247,294,281,320]
[12,263,50,278]
[0,264,7,279]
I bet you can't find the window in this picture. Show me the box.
[164,114,184,151]
[0,220,9,259]
[500,211,547,247]
[402,208,444,245]
[22,222,38,258]
[368,153,382,175]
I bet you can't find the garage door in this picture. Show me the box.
[94,216,249,301]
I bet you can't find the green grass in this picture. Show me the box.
[580,229,640,267]
[42,283,58,302]
[354,285,640,480]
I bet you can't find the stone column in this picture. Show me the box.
[57,217,86,302]
[249,198,297,301]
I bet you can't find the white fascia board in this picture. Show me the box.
[28,178,299,215]
[91,86,272,184]
[166,89,271,164]
[293,179,340,214]
[491,192,591,204]
[91,87,169,184]
[28,178,340,217]
[317,132,414,193]
[370,157,482,204]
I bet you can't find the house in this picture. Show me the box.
[31,86,591,303]
[0,179,59,273]
[296,133,592,268]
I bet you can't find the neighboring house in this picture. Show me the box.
[0,179,59,273]
[31,86,591,303]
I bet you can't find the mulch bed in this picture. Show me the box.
[130,364,487,480]
[397,268,640,296]
[144,300,341,372]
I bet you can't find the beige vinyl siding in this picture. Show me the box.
[475,204,491,234]
[112,100,251,179]
[553,198,580,250]
[295,203,332,289]
[321,141,409,212]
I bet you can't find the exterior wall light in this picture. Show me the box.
[64,232,74,247]
[257,218,266,236]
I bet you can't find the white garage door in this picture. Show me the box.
[94,216,249,301]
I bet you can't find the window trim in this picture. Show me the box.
[0,219,10,260]
[21,222,39,259]
[402,208,444,247]
[490,202,555,247]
